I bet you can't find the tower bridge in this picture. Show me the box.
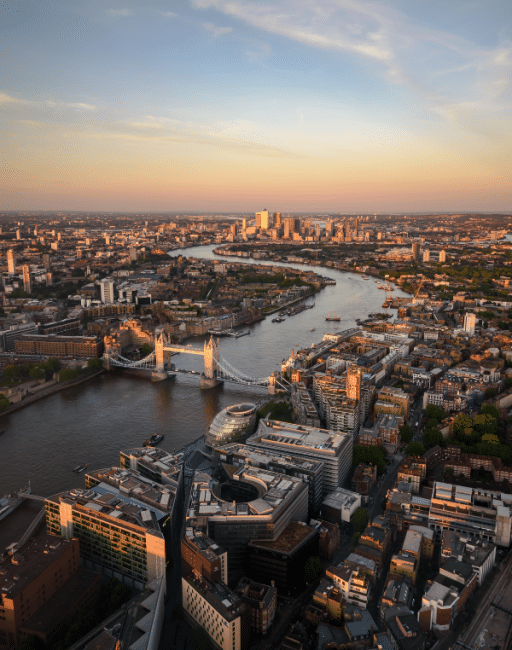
[103,334,285,392]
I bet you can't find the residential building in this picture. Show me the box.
[100,279,115,304]
[182,574,249,650]
[0,535,101,650]
[6,249,15,274]
[14,334,103,358]
[45,484,167,589]
[22,264,31,293]
[233,578,277,636]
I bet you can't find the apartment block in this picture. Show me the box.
[45,484,166,589]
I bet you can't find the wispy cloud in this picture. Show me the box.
[247,42,271,62]
[106,8,135,17]
[203,22,233,38]
[191,0,512,138]
[0,93,96,111]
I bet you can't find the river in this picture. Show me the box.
[0,244,406,527]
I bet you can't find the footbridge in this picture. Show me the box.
[103,334,286,391]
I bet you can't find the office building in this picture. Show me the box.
[255,210,269,230]
[45,483,167,588]
[0,535,101,650]
[273,212,282,228]
[185,466,308,582]
[213,442,324,515]
[247,521,319,595]
[247,419,353,493]
[100,278,115,304]
[22,264,31,293]
[6,249,15,274]
[412,242,421,261]
[321,487,361,524]
[119,447,184,488]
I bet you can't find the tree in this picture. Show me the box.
[425,404,448,422]
[3,364,19,378]
[29,367,45,381]
[480,403,500,420]
[87,357,104,370]
[485,387,496,399]
[304,556,323,586]
[0,395,10,411]
[352,532,361,547]
[423,428,444,449]
[405,441,425,457]
[351,507,370,534]
[44,357,61,374]
[400,424,414,444]
[140,342,153,357]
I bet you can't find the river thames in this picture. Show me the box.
[0,244,406,503]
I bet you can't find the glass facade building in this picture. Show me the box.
[205,403,257,448]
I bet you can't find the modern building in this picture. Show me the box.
[213,442,324,515]
[6,249,15,274]
[247,521,319,595]
[325,564,371,609]
[463,312,476,335]
[205,403,257,448]
[45,483,167,589]
[100,279,115,304]
[185,467,308,582]
[22,264,31,293]
[84,465,182,546]
[255,210,269,230]
[182,573,250,650]
[428,481,512,547]
[247,419,353,494]
[411,242,421,262]
[119,447,184,487]
[321,487,361,524]
[0,534,101,650]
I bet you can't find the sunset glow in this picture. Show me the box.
[1,0,511,212]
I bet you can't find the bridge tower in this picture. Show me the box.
[152,332,168,381]
[201,336,222,389]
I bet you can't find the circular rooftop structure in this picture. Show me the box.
[205,402,257,449]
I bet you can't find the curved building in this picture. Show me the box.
[205,403,257,448]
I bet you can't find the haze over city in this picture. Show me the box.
[1,0,511,213]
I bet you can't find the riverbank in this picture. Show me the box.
[0,369,106,418]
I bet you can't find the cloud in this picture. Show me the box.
[191,0,512,138]
[160,10,178,18]
[0,92,96,112]
[106,8,135,17]
[247,42,271,62]
[203,22,233,38]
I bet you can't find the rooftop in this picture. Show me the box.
[248,521,316,554]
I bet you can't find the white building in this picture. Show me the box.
[100,279,115,304]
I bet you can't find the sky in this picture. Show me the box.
[1,0,511,213]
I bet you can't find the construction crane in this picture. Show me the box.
[412,275,425,304]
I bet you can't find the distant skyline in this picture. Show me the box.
[1,0,511,213]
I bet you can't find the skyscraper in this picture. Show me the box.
[22,264,31,293]
[100,279,115,304]
[346,365,362,401]
[439,250,447,263]
[7,249,15,274]
[463,313,476,335]
[423,249,430,262]
[255,209,269,230]
[412,241,421,262]
[273,212,282,228]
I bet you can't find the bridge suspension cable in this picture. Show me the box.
[215,356,269,386]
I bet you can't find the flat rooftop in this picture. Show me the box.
[248,521,316,554]
[249,419,350,454]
